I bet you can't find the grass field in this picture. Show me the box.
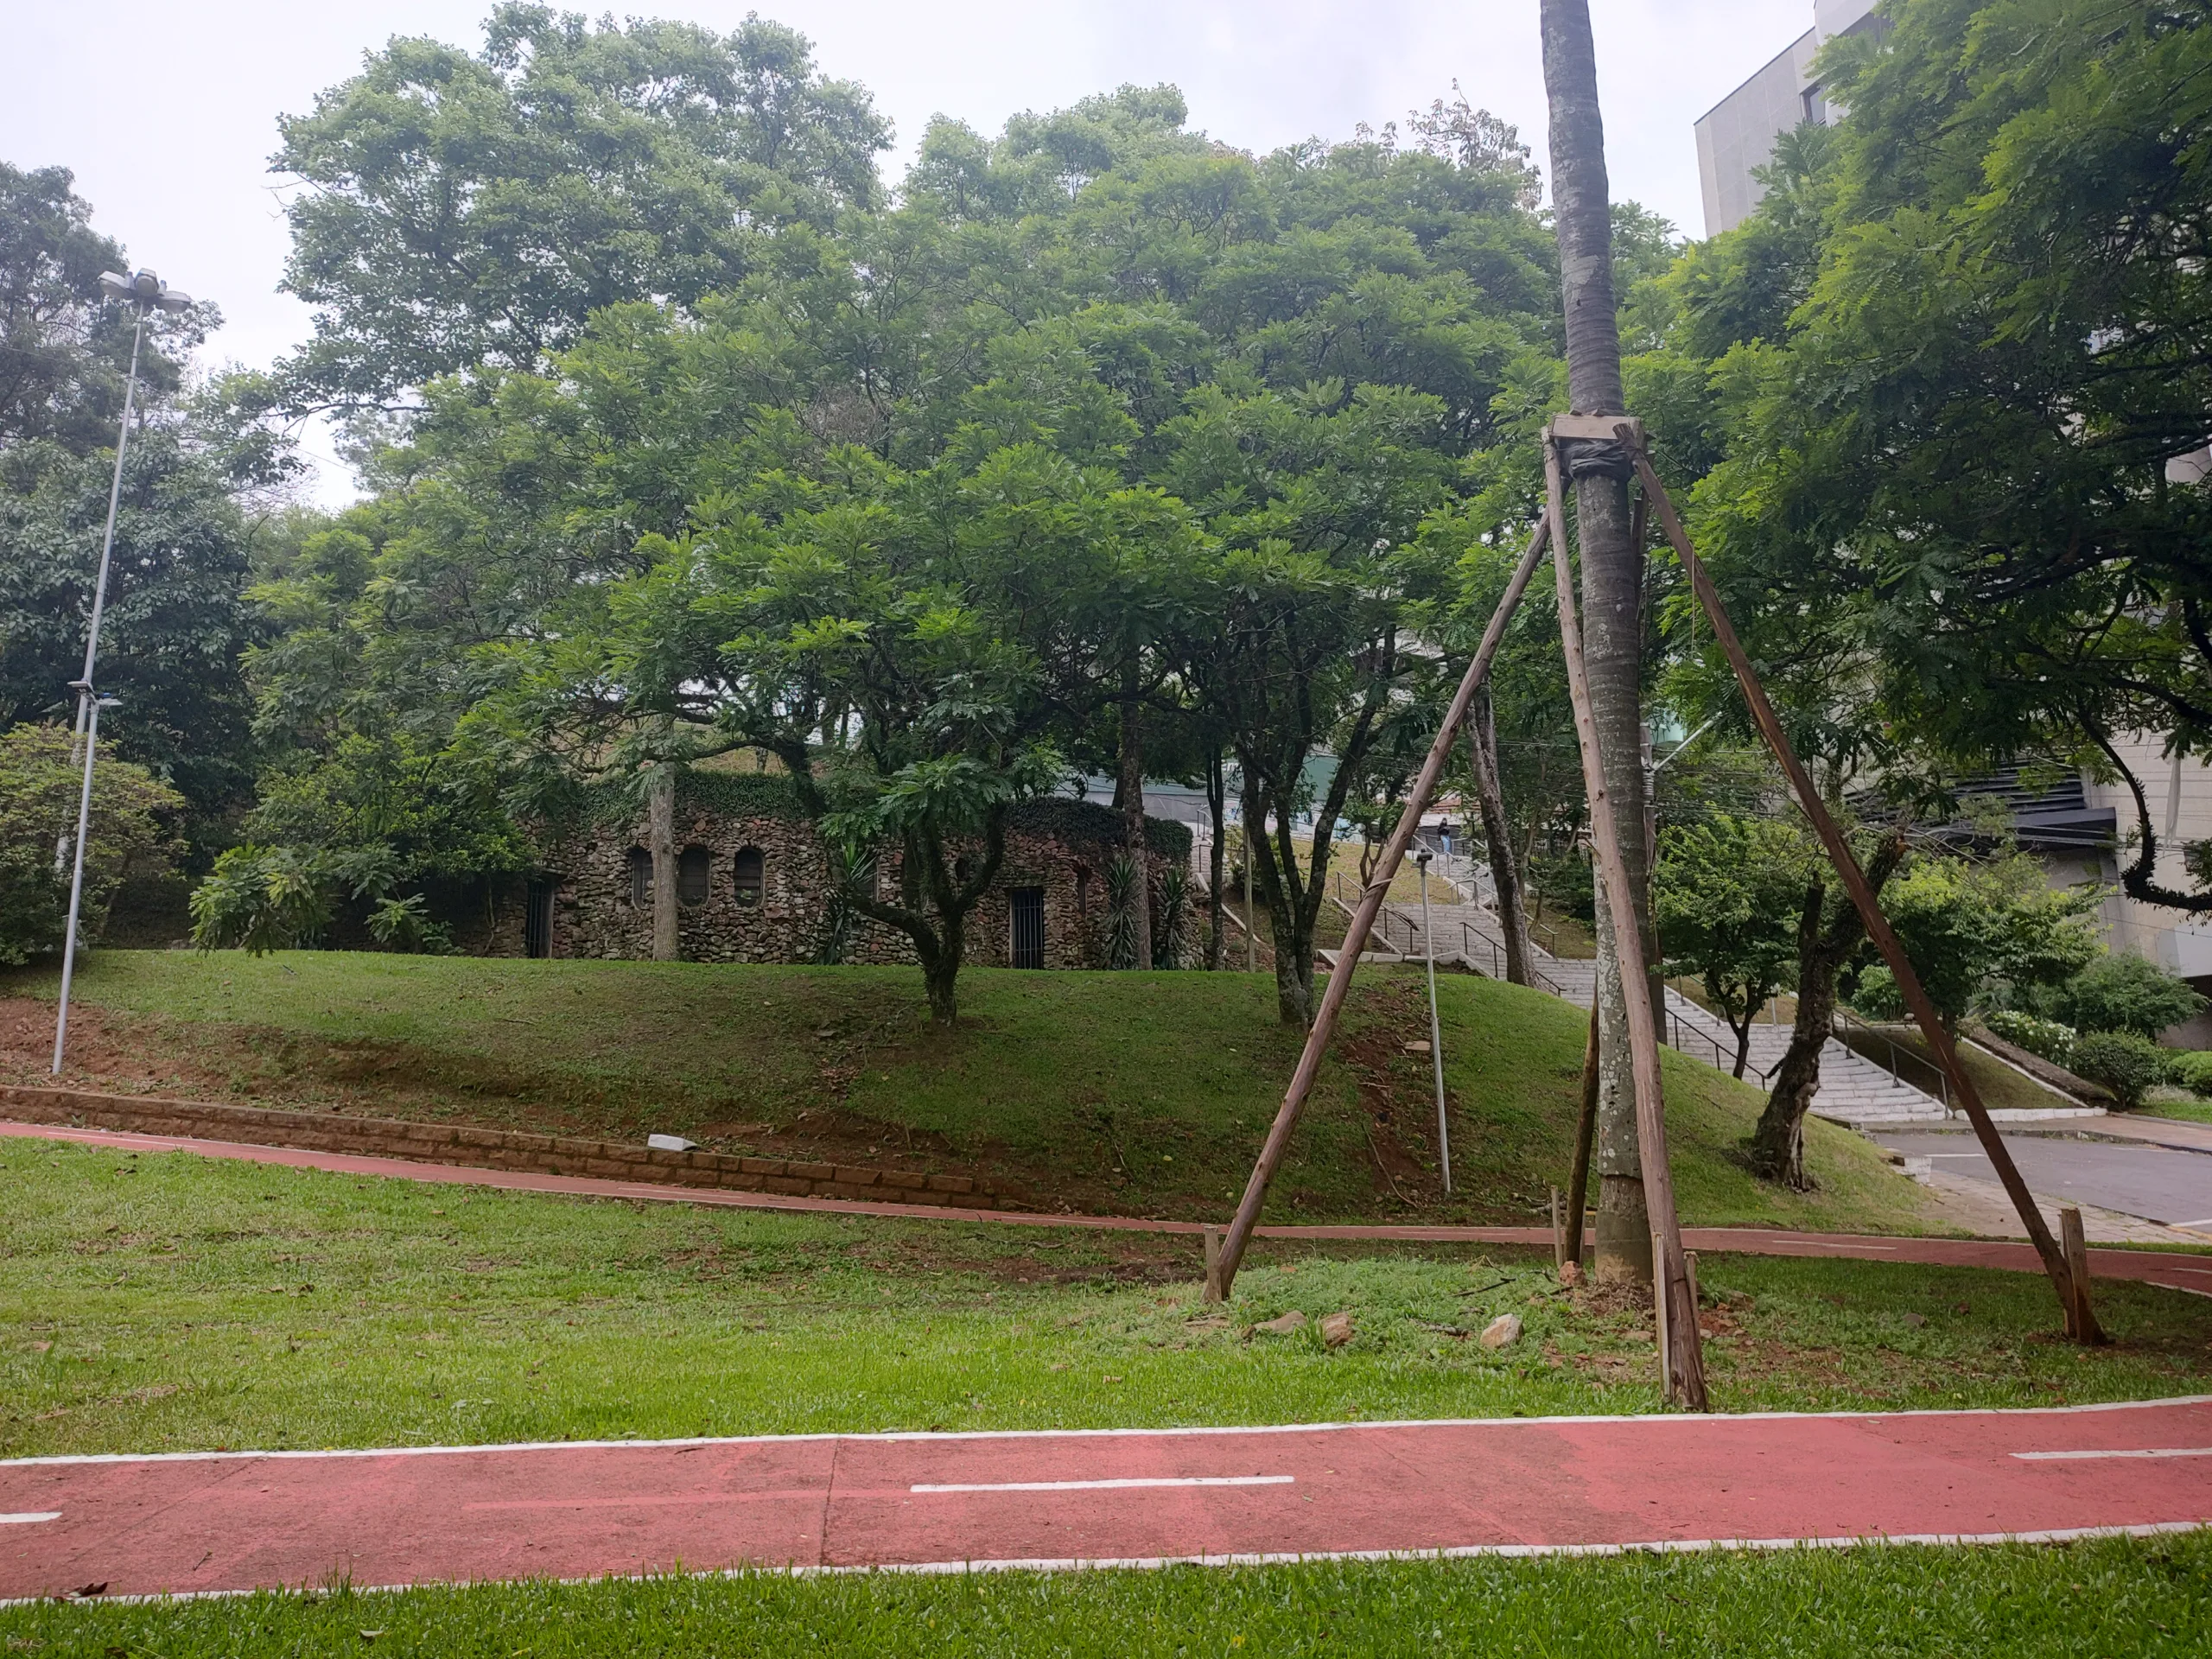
[7,1534,2209,1657]
[3,951,1938,1233]
[6,1138,2208,1460]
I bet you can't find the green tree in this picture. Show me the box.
[1655,814,1812,1077]
[1680,0,2212,918]
[0,723,181,963]
[2050,953,2207,1040]
[271,4,890,411]
[1847,851,2103,1029]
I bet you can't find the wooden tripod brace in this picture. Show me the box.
[1210,416,1712,1408]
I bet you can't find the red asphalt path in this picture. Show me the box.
[4,1400,2211,1599]
[8,1119,2212,1297]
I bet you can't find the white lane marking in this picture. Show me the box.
[0,1513,60,1524]
[2173,1217,2212,1230]
[10,1521,2212,1608]
[8,1395,2212,1468]
[913,1476,1294,1493]
[2012,1446,2212,1461]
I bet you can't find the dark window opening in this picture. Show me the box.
[1010,886,1046,969]
[627,846,652,907]
[1074,866,1091,916]
[733,846,766,907]
[524,880,555,959]
[677,845,710,907]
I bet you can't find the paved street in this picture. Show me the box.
[1878,1129,2212,1232]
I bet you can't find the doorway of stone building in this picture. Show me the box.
[524,880,555,959]
[1010,886,1046,969]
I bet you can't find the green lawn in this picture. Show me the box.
[1838,1023,2083,1115]
[8,1535,2209,1657]
[5,1139,2207,1461]
[2142,1091,2212,1126]
[5,951,1937,1232]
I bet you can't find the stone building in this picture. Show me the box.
[495,772,1192,969]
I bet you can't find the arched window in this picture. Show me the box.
[677,845,710,907]
[733,846,766,907]
[627,847,652,907]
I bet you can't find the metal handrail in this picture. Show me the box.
[1829,1007,1951,1108]
[1660,1005,1781,1087]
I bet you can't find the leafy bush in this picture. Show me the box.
[1847,963,1905,1023]
[2069,1031,2171,1111]
[188,845,332,955]
[1981,1008,2078,1068]
[2052,953,2206,1039]
[0,724,181,963]
[1530,849,1595,925]
[2171,1051,2212,1098]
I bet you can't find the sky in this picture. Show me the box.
[0,0,1811,501]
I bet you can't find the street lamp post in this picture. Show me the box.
[1415,847,1451,1194]
[51,270,192,1075]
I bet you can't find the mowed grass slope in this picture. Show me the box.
[6,1138,2209,1460]
[7,951,1933,1232]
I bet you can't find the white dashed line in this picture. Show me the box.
[912,1476,1295,1493]
[0,1513,60,1524]
[2012,1447,2212,1461]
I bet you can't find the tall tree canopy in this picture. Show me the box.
[271,3,892,411]
[1664,0,2212,912]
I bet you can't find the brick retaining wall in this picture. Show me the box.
[0,1086,1030,1211]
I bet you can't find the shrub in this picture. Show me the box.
[188,845,332,955]
[0,724,181,964]
[2170,1051,2212,1098]
[2069,1030,2171,1110]
[2053,953,2207,1039]
[1981,1008,2078,1067]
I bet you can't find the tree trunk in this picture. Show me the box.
[648,764,679,963]
[1751,838,1906,1186]
[1119,663,1153,973]
[1542,0,1656,1287]
[1245,772,1314,1026]
[1206,751,1226,971]
[1469,685,1532,986]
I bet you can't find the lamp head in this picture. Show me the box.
[97,270,191,312]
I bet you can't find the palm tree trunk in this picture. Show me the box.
[1542,0,1657,1287]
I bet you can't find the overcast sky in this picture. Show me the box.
[2,0,1808,499]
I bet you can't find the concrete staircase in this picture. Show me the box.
[1325,875,1955,1128]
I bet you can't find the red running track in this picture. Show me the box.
[7,1119,2211,1297]
[4,1400,2211,1599]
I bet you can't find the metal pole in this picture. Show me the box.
[1418,849,1450,1194]
[52,306,147,1074]
[52,695,106,1073]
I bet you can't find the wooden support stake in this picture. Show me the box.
[1651,1228,1671,1403]
[1550,1186,1565,1270]
[2060,1207,2094,1342]
[1684,1250,1701,1327]
[1624,437,2104,1345]
[1202,1225,1224,1304]
[1545,429,1707,1410]
[1561,1001,1599,1274]
[1211,519,1554,1299]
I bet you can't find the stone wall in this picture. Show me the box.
[509,786,1188,969]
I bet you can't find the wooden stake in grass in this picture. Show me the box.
[1202,1224,1224,1304]
[2060,1207,2095,1343]
[1626,437,2106,1346]
[1551,1186,1565,1270]
[1562,1001,1599,1274]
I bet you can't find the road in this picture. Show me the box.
[1878,1129,2212,1231]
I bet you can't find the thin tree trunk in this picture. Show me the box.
[1469,685,1532,986]
[1543,0,1656,1287]
[1752,838,1907,1186]
[1119,661,1153,973]
[1206,751,1226,971]
[648,764,678,963]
